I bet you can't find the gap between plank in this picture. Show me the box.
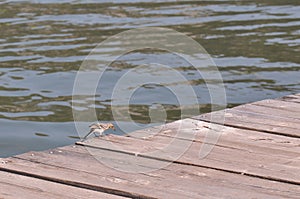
[191,117,300,139]
[75,142,300,186]
[279,97,300,104]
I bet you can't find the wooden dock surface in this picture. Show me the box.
[1,94,300,198]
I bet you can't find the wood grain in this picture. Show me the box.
[75,118,300,184]
[194,100,300,137]
[1,146,299,199]
[0,170,128,199]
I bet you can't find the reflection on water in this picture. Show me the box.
[0,0,299,157]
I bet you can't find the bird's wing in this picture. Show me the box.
[89,122,102,129]
[99,124,106,129]
[89,122,97,127]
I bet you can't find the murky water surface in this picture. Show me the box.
[0,0,299,157]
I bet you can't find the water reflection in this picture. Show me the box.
[0,0,299,157]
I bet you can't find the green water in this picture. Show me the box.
[0,0,299,157]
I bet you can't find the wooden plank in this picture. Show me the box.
[194,107,300,138]
[0,171,127,199]
[75,118,300,185]
[79,119,299,159]
[250,99,300,119]
[1,146,299,199]
[231,105,300,127]
[193,94,300,137]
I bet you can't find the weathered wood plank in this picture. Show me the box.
[194,94,300,137]
[75,118,300,184]
[230,105,300,127]
[233,104,300,122]
[194,107,300,138]
[0,170,127,199]
[250,99,300,119]
[126,118,299,154]
[1,146,299,199]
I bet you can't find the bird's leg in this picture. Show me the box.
[80,129,94,141]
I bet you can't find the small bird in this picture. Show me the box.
[81,122,115,141]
